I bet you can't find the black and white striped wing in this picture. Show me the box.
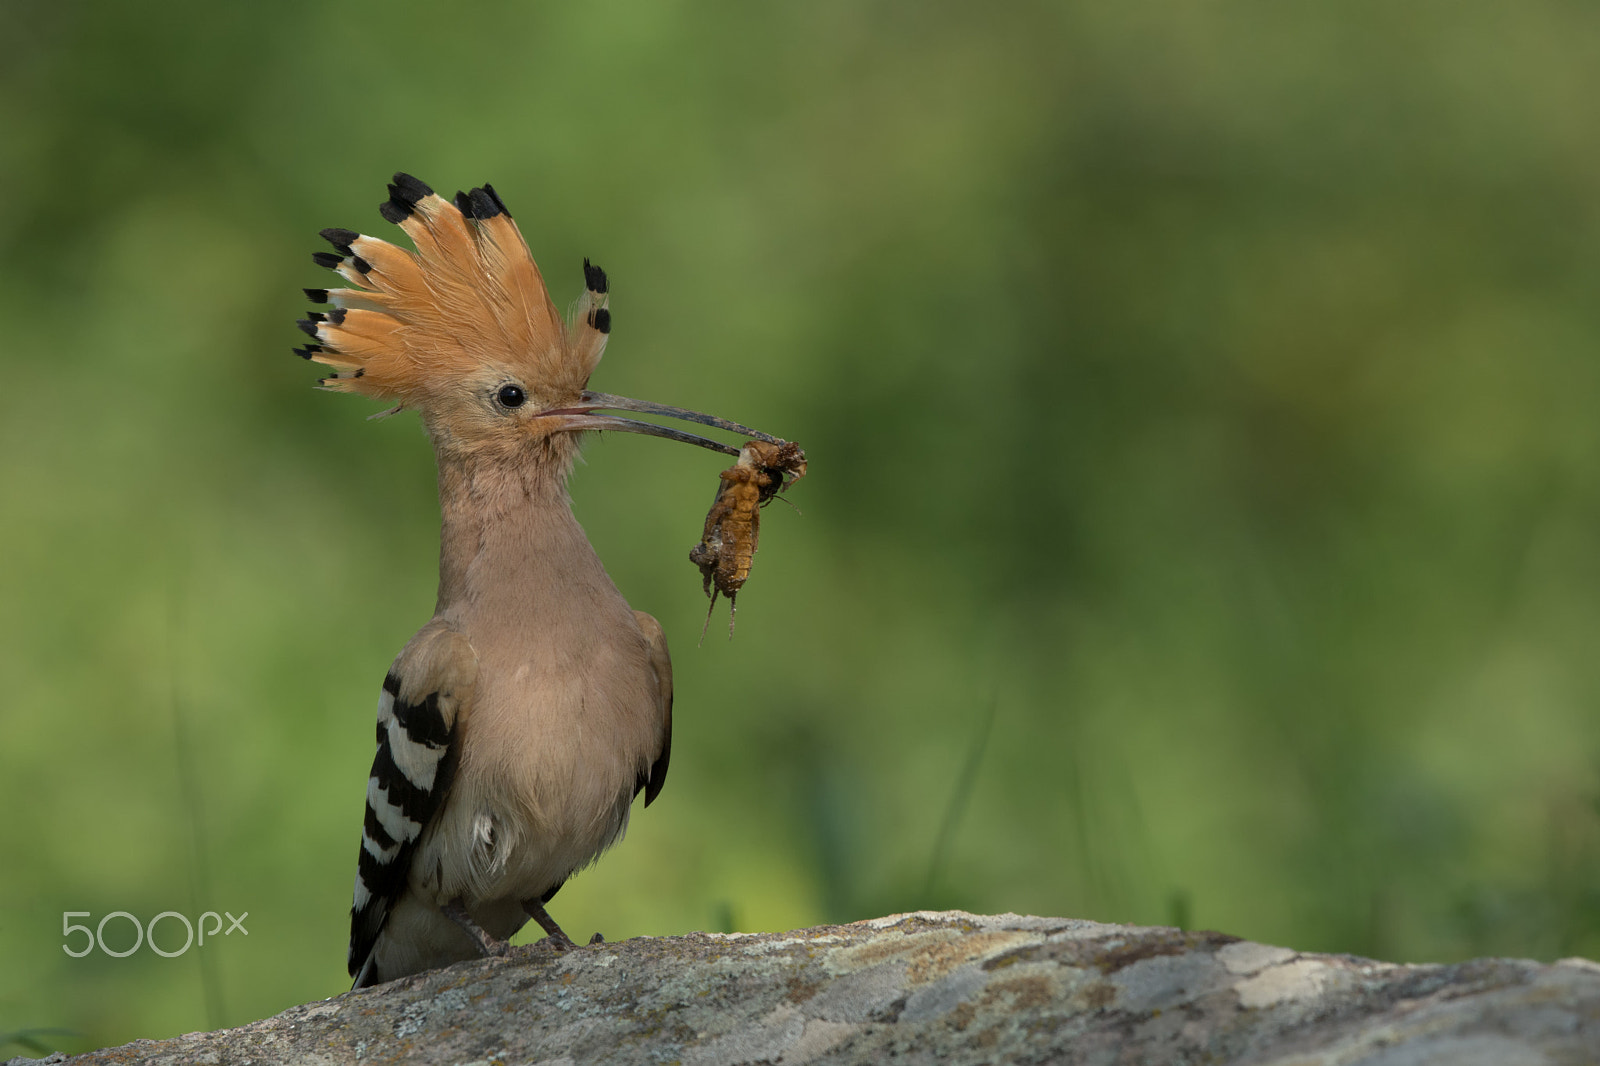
[348,621,477,986]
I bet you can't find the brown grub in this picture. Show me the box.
[689,439,807,637]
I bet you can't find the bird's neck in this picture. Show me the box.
[432,448,602,618]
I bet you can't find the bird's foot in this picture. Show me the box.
[521,897,578,951]
[442,899,510,958]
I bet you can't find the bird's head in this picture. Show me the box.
[296,173,769,469]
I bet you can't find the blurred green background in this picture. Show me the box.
[6,0,1600,1054]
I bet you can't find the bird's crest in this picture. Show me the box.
[295,173,610,411]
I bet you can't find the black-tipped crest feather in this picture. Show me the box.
[379,172,433,224]
[320,228,359,254]
[481,183,509,217]
[455,185,507,221]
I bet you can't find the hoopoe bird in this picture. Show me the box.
[296,173,784,987]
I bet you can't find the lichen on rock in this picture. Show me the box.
[39,911,1600,1065]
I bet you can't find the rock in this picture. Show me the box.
[40,911,1600,1065]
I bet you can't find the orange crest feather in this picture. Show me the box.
[295,174,611,410]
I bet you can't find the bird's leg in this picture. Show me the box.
[521,897,578,950]
[441,899,510,958]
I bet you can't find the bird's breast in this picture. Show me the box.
[417,595,660,906]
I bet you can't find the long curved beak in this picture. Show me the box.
[578,392,783,443]
[538,391,785,457]
[542,413,741,456]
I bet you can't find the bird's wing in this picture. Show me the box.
[633,610,673,807]
[348,620,479,985]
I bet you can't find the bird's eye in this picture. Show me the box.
[497,384,526,409]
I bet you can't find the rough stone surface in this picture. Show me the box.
[31,911,1600,1065]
